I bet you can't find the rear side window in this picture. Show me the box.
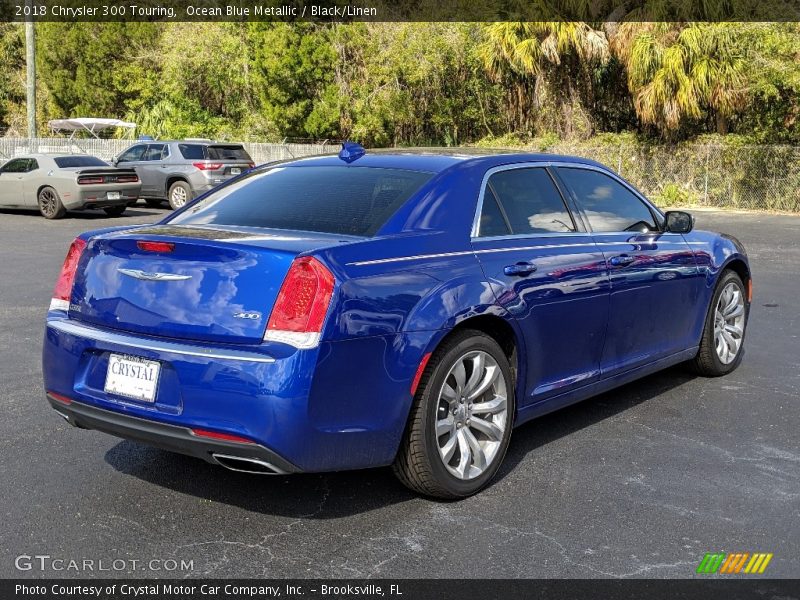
[178,144,205,160]
[169,166,434,237]
[557,167,656,232]
[478,167,575,236]
[54,156,108,168]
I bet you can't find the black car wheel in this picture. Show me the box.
[38,187,66,219]
[145,199,163,208]
[393,329,515,499]
[691,270,749,376]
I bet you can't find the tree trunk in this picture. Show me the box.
[716,112,729,135]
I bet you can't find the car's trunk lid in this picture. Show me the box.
[69,225,351,345]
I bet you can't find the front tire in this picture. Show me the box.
[168,181,192,210]
[393,330,515,499]
[103,205,127,217]
[691,270,748,376]
[38,186,66,219]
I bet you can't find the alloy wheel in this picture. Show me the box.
[39,189,58,217]
[436,350,508,480]
[714,282,746,364]
[171,186,188,207]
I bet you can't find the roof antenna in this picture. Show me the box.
[338,141,366,163]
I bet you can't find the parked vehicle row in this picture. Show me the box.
[0,140,254,219]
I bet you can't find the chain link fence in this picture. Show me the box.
[542,143,800,213]
[2,138,798,212]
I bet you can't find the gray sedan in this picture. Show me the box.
[0,154,142,219]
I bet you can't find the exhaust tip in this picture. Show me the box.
[211,453,285,475]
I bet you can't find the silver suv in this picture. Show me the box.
[113,140,255,209]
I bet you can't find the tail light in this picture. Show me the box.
[264,256,335,349]
[137,241,174,253]
[116,174,139,183]
[78,176,105,185]
[50,238,87,311]
[193,162,223,171]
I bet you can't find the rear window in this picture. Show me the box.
[169,166,434,236]
[178,144,251,161]
[54,156,109,168]
[208,145,251,161]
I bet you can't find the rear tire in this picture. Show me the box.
[691,270,748,376]
[393,330,515,499]
[38,186,66,219]
[145,199,163,208]
[103,205,127,217]
[168,181,192,210]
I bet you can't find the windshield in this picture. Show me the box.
[54,156,109,168]
[168,166,434,237]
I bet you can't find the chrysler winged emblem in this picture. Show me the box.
[118,268,192,281]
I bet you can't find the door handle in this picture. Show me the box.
[504,262,537,276]
[609,254,636,267]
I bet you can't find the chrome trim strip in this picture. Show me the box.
[46,319,276,363]
[349,240,623,267]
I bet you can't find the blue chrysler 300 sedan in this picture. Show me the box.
[43,146,751,498]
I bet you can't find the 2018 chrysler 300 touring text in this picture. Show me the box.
[42,145,751,498]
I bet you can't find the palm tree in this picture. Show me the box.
[479,21,609,137]
[614,22,747,136]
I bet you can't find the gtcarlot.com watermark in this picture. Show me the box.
[15,554,194,573]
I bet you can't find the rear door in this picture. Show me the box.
[554,165,701,376]
[471,165,610,406]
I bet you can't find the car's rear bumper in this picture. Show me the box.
[47,392,299,474]
[65,187,141,210]
[42,315,425,472]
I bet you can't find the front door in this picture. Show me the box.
[471,165,610,406]
[554,166,702,377]
[138,144,168,197]
[0,159,31,207]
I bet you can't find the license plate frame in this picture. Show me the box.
[230,168,241,175]
[104,353,161,403]
[107,191,122,200]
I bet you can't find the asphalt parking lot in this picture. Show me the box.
[0,205,798,579]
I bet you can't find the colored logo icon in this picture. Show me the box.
[697,552,773,574]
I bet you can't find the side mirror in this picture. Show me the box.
[664,210,694,233]
[665,211,694,234]
[111,156,118,166]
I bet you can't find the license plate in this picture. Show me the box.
[104,353,160,403]
[230,168,241,175]
[107,191,121,200]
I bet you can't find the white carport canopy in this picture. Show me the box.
[48,118,137,139]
